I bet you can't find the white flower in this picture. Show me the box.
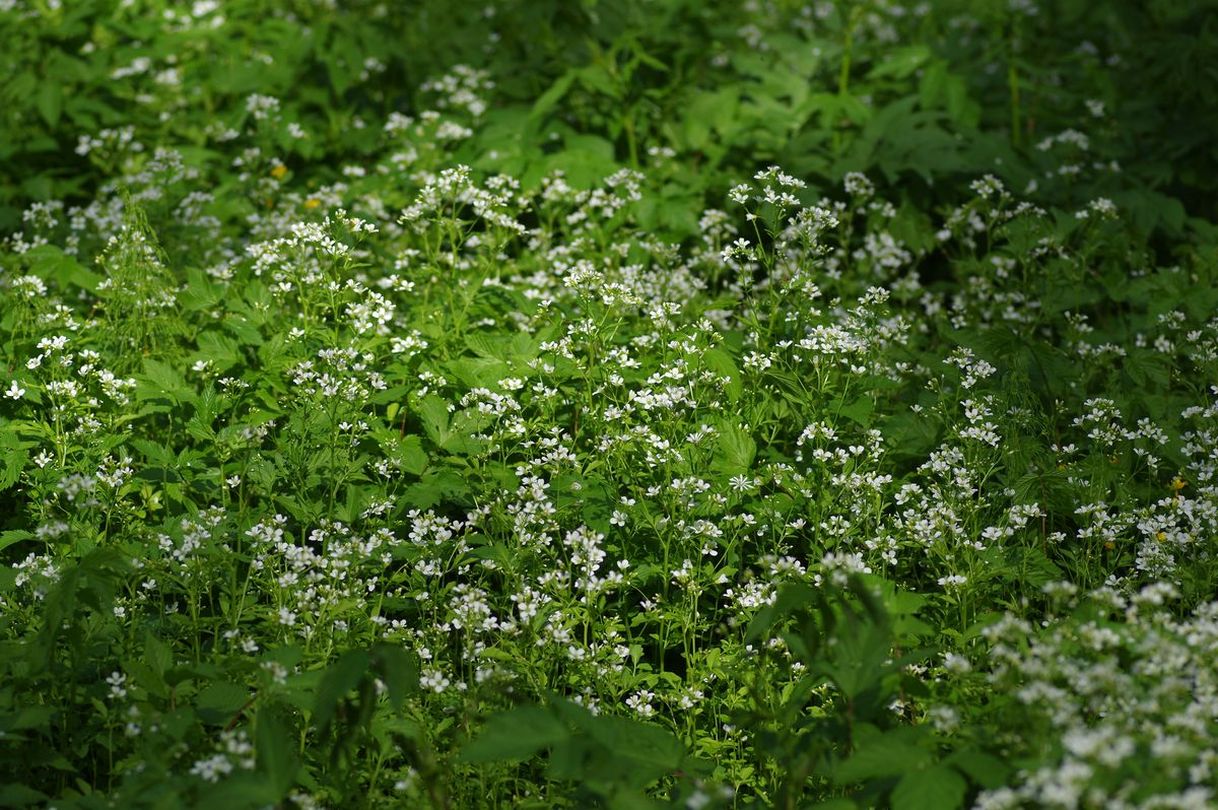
[4,380,24,400]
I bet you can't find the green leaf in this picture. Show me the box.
[402,468,471,509]
[0,783,49,807]
[836,395,875,427]
[947,749,1011,790]
[371,645,419,709]
[868,46,930,80]
[399,435,428,476]
[713,421,756,475]
[256,703,299,795]
[196,682,250,724]
[25,245,100,291]
[702,348,742,402]
[584,715,683,780]
[312,650,369,731]
[835,733,930,783]
[0,530,33,553]
[745,583,817,642]
[36,82,63,127]
[460,706,568,763]
[417,396,452,448]
[891,765,967,810]
[143,631,173,680]
[137,359,195,406]
[531,71,577,119]
[195,330,242,372]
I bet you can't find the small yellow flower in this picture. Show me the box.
[1155,531,1167,542]
[1103,540,1115,550]
[270,163,288,180]
[303,198,321,210]
[1170,477,1187,492]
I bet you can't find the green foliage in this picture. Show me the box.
[1,0,1217,807]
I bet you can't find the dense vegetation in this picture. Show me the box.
[2,1,1218,807]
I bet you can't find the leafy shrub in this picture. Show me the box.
[2,1,1217,808]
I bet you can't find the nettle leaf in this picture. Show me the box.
[312,650,370,732]
[446,357,510,390]
[0,784,48,807]
[370,644,419,709]
[868,45,931,80]
[531,70,577,120]
[713,421,756,475]
[890,765,967,810]
[834,395,875,428]
[137,358,196,406]
[460,706,568,763]
[194,329,242,372]
[946,749,1011,789]
[417,395,453,448]
[35,82,62,126]
[835,731,930,783]
[196,682,250,725]
[398,434,429,476]
[0,450,26,493]
[256,702,300,796]
[702,347,743,402]
[25,244,100,291]
[582,715,683,784]
[464,331,539,363]
[0,530,34,553]
[402,468,471,509]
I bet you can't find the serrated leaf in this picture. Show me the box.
[460,706,568,763]
[312,650,369,731]
[196,682,250,724]
[891,765,966,810]
[36,82,63,127]
[836,396,875,427]
[399,434,428,475]
[256,703,299,796]
[371,645,419,709]
[417,395,451,447]
[947,749,1011,789]
[0,530,34,553]
[702,348,742,402]
[144,632,173,679]
[835,734,930,783]
[137,359,195,405]
[0,783,48,807]
[0,448,26,492]
[714,421,755,475]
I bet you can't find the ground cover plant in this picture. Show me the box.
[3,1,1218,808]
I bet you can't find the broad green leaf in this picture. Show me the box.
[399,434,428,475]
[947,749,1011,789]
[196,682,250,724]
[891,765,967,810]
[835,733,930,783]
[371,644,419,708]
[256,703,299,795]
[0,530,33,553]
[460,706,568,763]
[35,82,63,127]
[312,650,370,731]
[137,358,195,406]
[702,347,742,402]
[714,421,756,475]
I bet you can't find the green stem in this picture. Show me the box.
[834,7,859,155]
